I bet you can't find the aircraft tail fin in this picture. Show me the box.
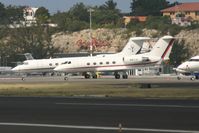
[148,36,174,60]
[120,37,150,56]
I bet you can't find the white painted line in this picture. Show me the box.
[55,102,199,109]
[0,122,198,133]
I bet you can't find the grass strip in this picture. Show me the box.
[0,82,198,99]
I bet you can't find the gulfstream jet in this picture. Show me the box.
[54,36,174,79]
[12,37,150,74]
[175,55,199,80]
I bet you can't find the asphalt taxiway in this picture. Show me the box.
[0,97,199,133]
[0,75,199,89]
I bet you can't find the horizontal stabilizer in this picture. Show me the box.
[120,37,150,56]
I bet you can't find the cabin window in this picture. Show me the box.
[100,62,103,65]
[68,61,71,64]
[87,63,90,65]
[49,63,52,66]
[112,61,116,64]
[62,61,68,64]
[93,62,97,65]
[106,62,109,64]
[55,63,59,66]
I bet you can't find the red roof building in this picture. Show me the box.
[123,16,147,26]
[161,2,199,22]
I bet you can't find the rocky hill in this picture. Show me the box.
[52,28,199,57]
[175,29,199,56]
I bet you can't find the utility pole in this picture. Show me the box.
[88,8,94,57]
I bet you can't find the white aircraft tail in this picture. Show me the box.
[148,36,174,60]
[120,37,150,56]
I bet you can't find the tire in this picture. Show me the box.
[177,76,181,80]
[122,75,128,79]
[85,74,90,79]
[115,74,120,79]
[92,74,97,79]
[190,77,195,81]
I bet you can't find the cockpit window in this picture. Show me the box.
[23,62,29,65]
[62,61,71,64]
[189,59,199,61]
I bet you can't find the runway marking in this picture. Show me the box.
[56,102,199,109]
[0,122,198,133]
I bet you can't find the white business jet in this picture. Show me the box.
[175,55,199,80]
[12,37,150,75]
[54,36,174,79]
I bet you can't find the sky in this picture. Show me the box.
[0,0,199,14]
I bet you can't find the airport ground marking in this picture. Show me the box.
[56,102,199,109]
[0,122,198,133]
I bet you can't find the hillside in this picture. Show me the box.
[176,29,199,56]
[52,28,199,57]
[52,28,159,53]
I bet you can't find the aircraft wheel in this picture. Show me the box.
[177,76,181,80]
[190,77,195,81]
[122,75,128,79]
[85,74,91,79]
[115,74,120,79]
[64,77,68,80]
[92,74,97,79]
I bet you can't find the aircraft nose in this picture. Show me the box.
[11,67,18,71]
[178,62,189,70]
[54,66,63,71]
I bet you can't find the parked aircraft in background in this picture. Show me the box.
[12,36,150,75]
[54,36,174,79]
[175,55,199,80]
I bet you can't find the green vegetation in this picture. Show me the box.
[130,0,169,16]
[0,82,198,99]
[169,40,191,67]
[0,26,58,66]
[35,7,50,24]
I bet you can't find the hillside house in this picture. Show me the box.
[161,2,199,26]
[123,16,147,27]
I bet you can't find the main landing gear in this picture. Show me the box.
[114,72,128,79]
[84,72,98,79]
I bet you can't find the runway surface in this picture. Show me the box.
[0,97,199,133]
